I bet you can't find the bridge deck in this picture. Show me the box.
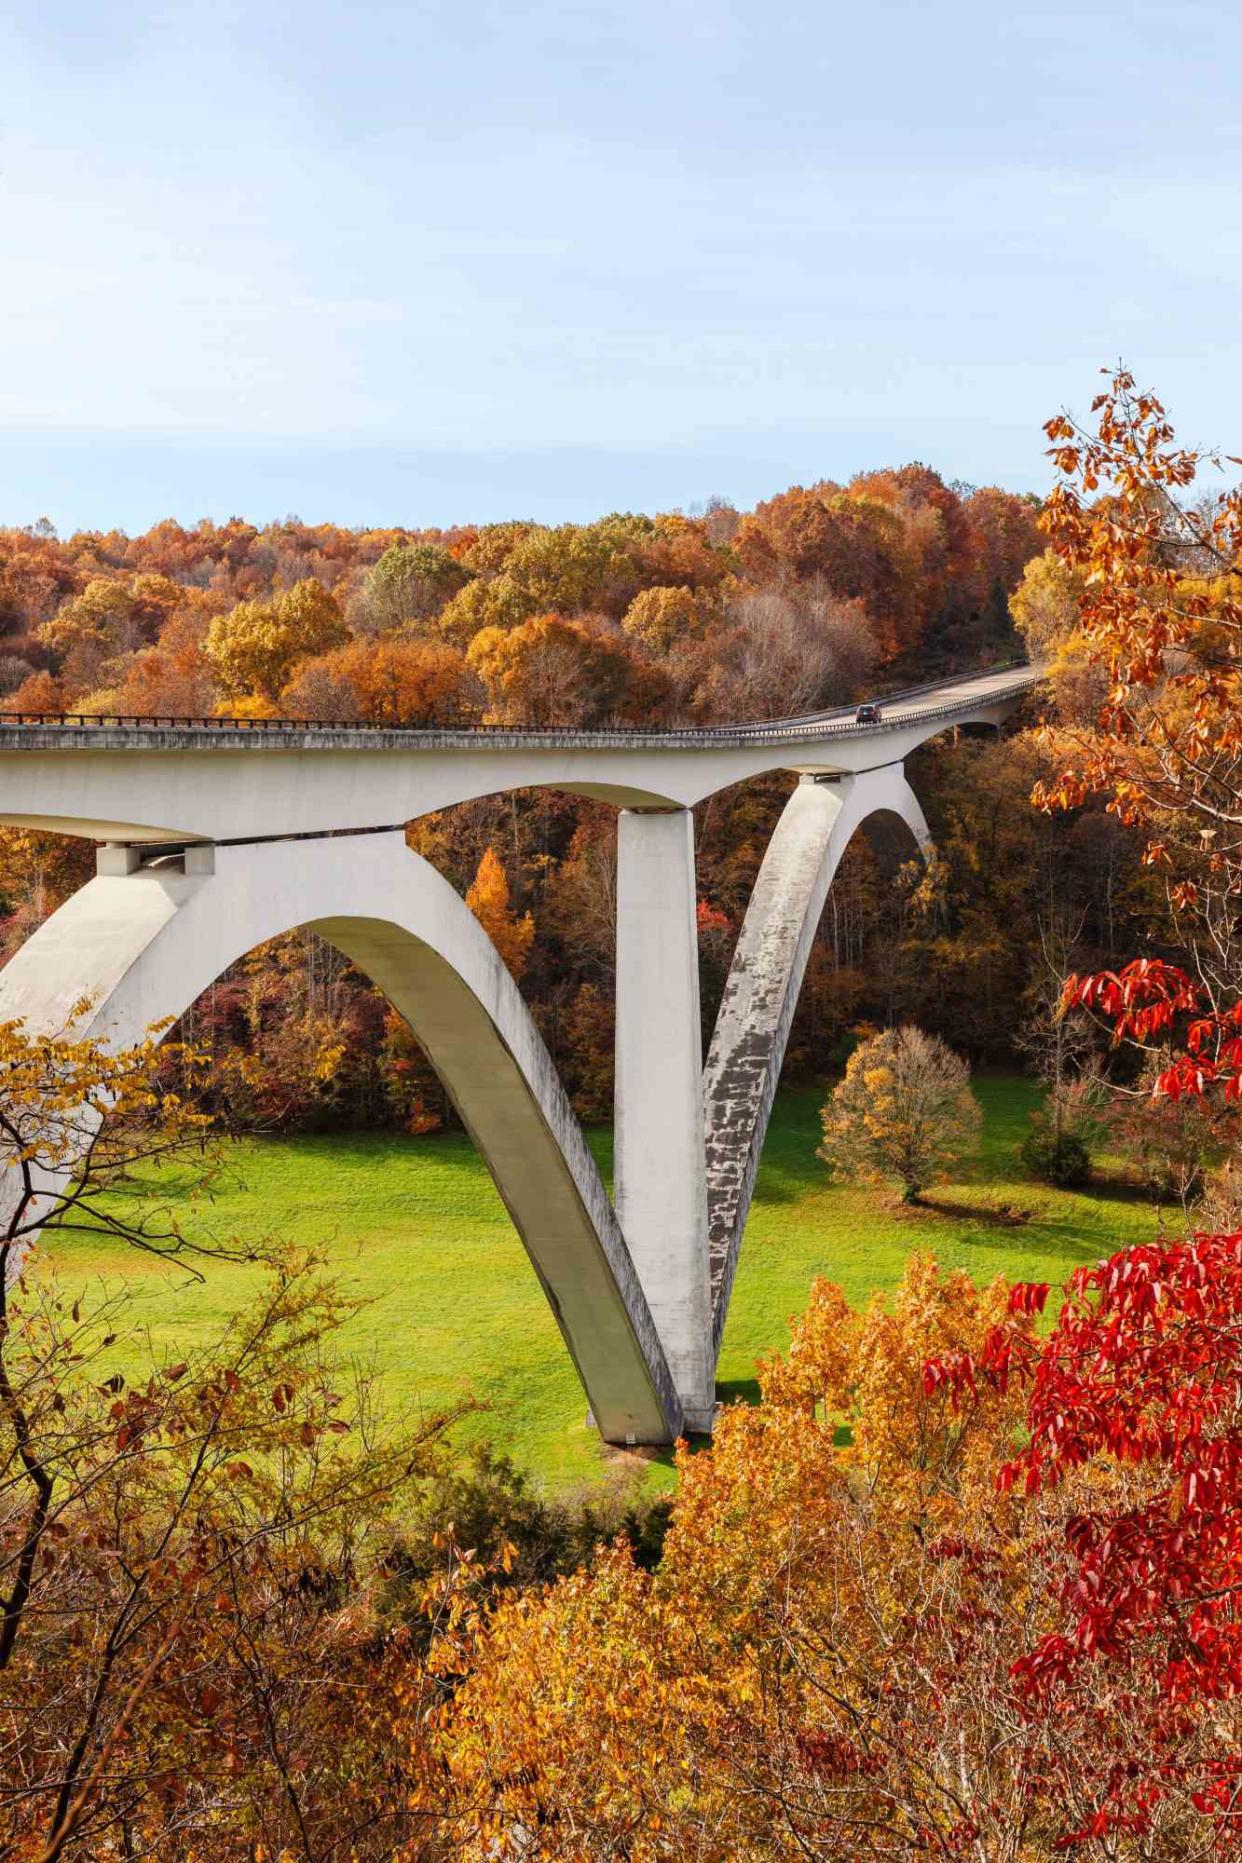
[0,662,1042,845]
[0,664,1038,756]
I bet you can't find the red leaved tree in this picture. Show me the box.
[929,1230,1242,1847]
[1034,367,1242,1100]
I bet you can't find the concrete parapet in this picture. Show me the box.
[0,666,1039,845]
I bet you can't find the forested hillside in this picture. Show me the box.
[0,466,1156,1126]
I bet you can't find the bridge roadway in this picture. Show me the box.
[0,662,1041,1445]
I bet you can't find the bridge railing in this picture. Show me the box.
[0,711,365,732]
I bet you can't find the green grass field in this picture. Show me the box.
[48,1077,1163,1494]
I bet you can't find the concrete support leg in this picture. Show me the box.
[614,808,714,1431]
[702,765,931,1357]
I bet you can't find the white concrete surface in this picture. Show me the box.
[703,765,930,1355]
[0,835,683,1444]
[614,809,714,1430]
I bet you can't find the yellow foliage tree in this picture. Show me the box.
[1009,547,1104,722]
[414,1259,1159,1861]
[465,612,634,726]
[38,578,138,662]
[1008,547,1082,660]
[818,1023,981,1202]
[36,579,142,700]
[437,572,535,646]
[204,578,348,703]
[621,583,709,654]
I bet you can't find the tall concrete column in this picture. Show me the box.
[614,807,714,1431]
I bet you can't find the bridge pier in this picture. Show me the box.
[614,807,715,1432]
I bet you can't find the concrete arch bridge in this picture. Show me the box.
[0,664,1038,1444]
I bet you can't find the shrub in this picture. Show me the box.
[1020,1127,1092,1187]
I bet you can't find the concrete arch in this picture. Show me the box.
[0,833,682,1445]
[703,765,930,1354]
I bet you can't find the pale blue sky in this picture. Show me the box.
[1,0,1237,530]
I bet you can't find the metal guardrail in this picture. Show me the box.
[0,710,367,733]
[0,661,1039,749]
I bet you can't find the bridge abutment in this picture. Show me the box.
[614,807,715,1431]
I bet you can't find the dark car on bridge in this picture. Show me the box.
[854,703,883,725]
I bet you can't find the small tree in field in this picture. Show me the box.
[819,1024,980,1202]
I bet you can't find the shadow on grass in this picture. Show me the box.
[915,1193,1036,1227]
[1074,1170,1158,1206]
[750,1164,823,1207]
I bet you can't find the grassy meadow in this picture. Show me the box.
[48,1077,1164,1495]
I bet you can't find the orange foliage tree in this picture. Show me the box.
[282,635,476,725]
[466,846,535,978]
[1033,369,1242,1098]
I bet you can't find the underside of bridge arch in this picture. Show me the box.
[703,764,931,1358]
[0,833,682,1445]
